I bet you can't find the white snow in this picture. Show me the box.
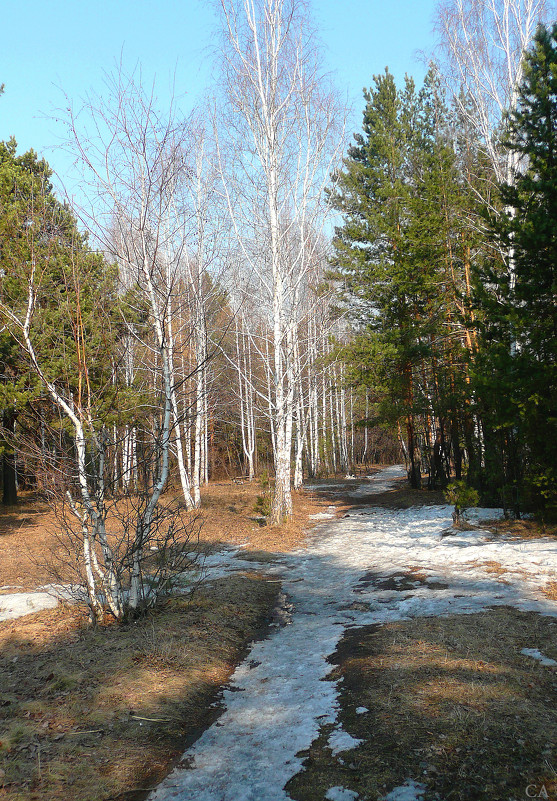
[327,728,363,755]
[520,648,557,667]
[381,779,426,800]
[0,591,59,622]
[325,787,359,801]
[309,506,338,521]
[355,706,368,715]
[149,466,557,799]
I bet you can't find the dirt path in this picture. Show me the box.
[148,468,557,801]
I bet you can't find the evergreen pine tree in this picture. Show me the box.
[330,68,478,489]
[483,23,557,517]
[0,139,121,502]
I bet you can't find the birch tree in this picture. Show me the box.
[214,0,345,523]
[0,152,199,622]
[178,119,228,504]
[63,67,201,509]
[434,0,555,190]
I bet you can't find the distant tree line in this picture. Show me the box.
[0,0,555,621]
[330,22,557,520]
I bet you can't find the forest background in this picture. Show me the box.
[0,0,556,621]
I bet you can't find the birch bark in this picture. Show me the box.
[215,0,345,522]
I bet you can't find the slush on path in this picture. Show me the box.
[148,466,557,801]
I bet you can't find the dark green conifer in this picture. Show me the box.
[482,23,557,517]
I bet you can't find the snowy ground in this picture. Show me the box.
[148,466,557,801]
[0,589,59,622]
[0,583,83,623]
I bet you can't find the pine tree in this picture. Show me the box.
[0,138,121,503]
[330,70,424,486]
[481,23,557,517]
[330,68,478,489]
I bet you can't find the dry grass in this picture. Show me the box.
[543,582,557,602]
[485,517,557,541]
[0,495,54,592]
[0,478,331,800]
[196,481,338,553]
[0,480,333,591]
[286,607,557,801]
[0,575,280,800]
[474,560,510,578]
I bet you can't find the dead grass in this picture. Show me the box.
[543,582,557,602]
[0,574,280,800]
[485,517,557,541]
[287,607,557,801]
[0,495,54,592]
[0,481,333,591]
[196,481,336,553]
[0,478,332,800]
[474,560,510,578]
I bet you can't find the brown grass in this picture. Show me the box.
[474,560,510,578]
[0,575,280,800]
[0,478,331,800]
[196,481,339,553]
[286,607,557,801]
[543,582,557,602]
[0,481,333,592]
[485,517,557,541]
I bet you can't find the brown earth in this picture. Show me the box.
[0,473,354,800]
[287,608,557,801]
[2,470,556,800]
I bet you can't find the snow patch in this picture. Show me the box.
[0,591,59,622]
[309,506,337,521]
[325,787,359,801]
[149,467,557,800]
[355,706,368,714]
[381,779,426,800]
[328,727,363,755]
[520,648,557,667]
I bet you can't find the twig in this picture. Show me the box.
[65,729,103,735]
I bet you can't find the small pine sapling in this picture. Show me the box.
[445,480,479,527]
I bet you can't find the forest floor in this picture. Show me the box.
[1,470,557,800]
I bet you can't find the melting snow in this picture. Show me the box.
[150,466,557,799]
[0,591,59,621]
[381,779,426,800]
[309,506,338,520]
[325,787,359,801]
[520,648,557,667]
[328,728,363,755]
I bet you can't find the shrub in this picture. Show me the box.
[444,480,480,526]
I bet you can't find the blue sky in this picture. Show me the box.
[1,0,438,184]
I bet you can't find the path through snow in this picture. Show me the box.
[149,466,557,800]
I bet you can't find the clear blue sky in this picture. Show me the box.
[1,0,438,185]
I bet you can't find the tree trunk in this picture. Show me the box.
[2,412,17,506]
